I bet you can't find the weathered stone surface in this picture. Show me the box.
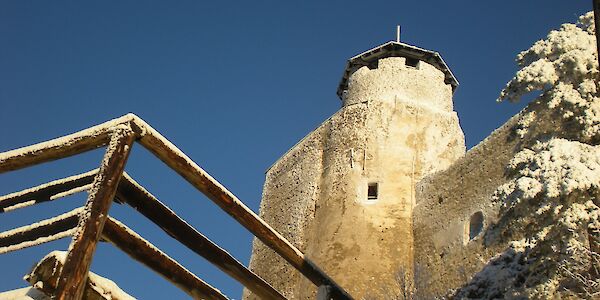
[246,56,465,299]
[412,99,563,297]
[245,119,328,298]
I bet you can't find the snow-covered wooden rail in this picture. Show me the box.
[0,208,80,254]
[0,169,96,212]
[0,114,353,300]
[102,217,229,300]
[116,173,287,300]
[0,170,285,299]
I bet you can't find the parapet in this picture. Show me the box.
[337,41,459,101]
[343,56,455,111]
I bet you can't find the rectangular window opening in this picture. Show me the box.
[405,57,420,69]
[367,182,378,201]
[367,60,379,70]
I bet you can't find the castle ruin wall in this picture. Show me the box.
[246,56,465,299]
[244,118,330,299]
[413,99,563,297]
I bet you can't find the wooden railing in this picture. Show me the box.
[0,114,352,300]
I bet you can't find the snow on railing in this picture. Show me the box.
[0,114,352,300]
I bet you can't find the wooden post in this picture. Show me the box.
[0,114,351,298]
[53,125,135,300]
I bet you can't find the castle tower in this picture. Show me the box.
[245,41,465,299]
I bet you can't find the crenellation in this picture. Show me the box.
[344,57,454,111]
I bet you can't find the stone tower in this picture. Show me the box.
[245,41,466,299]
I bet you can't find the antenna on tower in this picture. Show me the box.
[396,25,401,42]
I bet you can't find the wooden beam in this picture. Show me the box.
[117,173,286,300]
[0,113,350,299]
[0,114,137,174]
[1,168,285,298]
[0,208,80,254]
[54,125,136,300]
[0,169,285,299]
[132,117,353,299]
[102,217,229,300]
[0,170,97,213]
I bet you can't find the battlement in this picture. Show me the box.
[343,56,454,111]
[337,41,459,101]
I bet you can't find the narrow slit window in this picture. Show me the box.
[367,182,378,201]
[405,57,420,69]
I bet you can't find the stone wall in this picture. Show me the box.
[412,100,560,297]
[297,98,464,299]
[244,118,330,299]
[246,57,465,299]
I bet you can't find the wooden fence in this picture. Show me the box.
[0,114,352,300]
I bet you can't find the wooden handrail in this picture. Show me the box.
[117,173,286,300]
[0,115,137,174]
[0,114,354,299]
[102,217,229,300]
[0,172,286,299]
[0,169,97,213]
[0,208,80,254]
[133,116,353,299]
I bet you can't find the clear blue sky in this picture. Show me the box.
[0,1,590,298]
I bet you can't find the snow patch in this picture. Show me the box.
[26,251,136,300]
[454,12,600,298]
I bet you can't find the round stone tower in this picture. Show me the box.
[244,41,465,299]
[297,41,465,298]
